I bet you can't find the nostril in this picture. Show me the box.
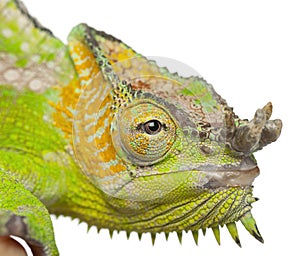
[200,145,213,155]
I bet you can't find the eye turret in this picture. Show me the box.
[111,101,177,165]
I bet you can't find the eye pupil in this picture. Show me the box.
[144,120,162,135]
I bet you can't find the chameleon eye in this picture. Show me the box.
[143,120,162,135]
[112,101,176,165]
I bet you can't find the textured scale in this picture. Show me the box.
[0,1,282,255]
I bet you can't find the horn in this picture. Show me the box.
[230,102,282,154]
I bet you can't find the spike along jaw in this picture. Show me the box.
[71,25,282,244]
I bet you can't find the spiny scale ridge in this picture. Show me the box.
[104,214,262,246]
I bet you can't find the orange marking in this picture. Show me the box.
[110,163,126,174]
[50,36,127,177]
[109,48,136,63]
[95,35,137,63]
[49,78,81,142]
[50,40,101,142]
[69,41,100,83]
[93,95,117,163]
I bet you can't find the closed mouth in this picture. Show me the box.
[198,157,260,188]
[206,166,260,187]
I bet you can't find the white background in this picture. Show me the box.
[20,0,300,255]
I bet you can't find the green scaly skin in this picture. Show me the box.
[0,1,282,255]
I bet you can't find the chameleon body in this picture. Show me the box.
[0,1,282,255]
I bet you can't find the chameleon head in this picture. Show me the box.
[109,74,282,201]
[69,25,282,240]
[73,56,282,202]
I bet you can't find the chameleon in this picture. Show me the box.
[0,0,282,255]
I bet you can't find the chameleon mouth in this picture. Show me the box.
[196,157,260,188]
[206,166,260,187]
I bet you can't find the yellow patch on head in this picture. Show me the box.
[97,36,137,64]
[69,40,101,84]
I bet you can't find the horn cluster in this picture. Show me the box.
[226,102,282,155]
